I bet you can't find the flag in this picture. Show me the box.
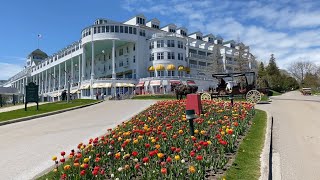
[38,34,42,38]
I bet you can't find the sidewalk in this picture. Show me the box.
[0,102,48,113]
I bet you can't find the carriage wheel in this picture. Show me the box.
[201,92,212,100]
[246,90,261,104]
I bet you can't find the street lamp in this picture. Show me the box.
[186,109,196,136]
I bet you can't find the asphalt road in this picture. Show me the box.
[0,100,156,180]
[256,91,320,180]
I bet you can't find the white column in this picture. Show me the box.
[91,37,95,79]
[78,55,81,83]
[41,72,44,93]
[65,61,67,88]
[81,47,86,81]
[58,64,61,101]
[71,58,74,86]
[53,66,56,91]
[45,70,48,93]
[48,68,51,92]
[112,39,116,79]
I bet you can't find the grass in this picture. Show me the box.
[225,109,267,180]
[131,94,176,100]
[0,99,98,122]
[270,90,281,96]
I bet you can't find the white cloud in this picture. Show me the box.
[120,0,320,69]
[0,63,23,80]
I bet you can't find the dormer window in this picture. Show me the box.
[136,17,145,25]
[230,44,235,48]
[217,40,223,44]
[180,30,187,36]
[209,37,213,42]
[169,29,176,33]
[152,24,159,29]
[196,36,202,40]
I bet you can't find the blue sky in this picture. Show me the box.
[0,0,320,80]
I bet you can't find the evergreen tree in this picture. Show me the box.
[266,54,280,76]
[258,62,266,78]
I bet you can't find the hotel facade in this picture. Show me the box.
[2,14,257,101]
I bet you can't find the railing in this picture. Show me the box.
[151,32,184,39]
[139,75,215,81]
[189,53,211,60]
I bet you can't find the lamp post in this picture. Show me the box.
[186,109,196,136]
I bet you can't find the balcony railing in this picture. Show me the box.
[189,53,211,60]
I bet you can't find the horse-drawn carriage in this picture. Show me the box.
[200,72,266,104]
[300,88,312,95]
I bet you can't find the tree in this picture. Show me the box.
[303,73,320,88]
[258,62,266,78]
[208,46,223,74]
[234,43,250,73]
[288,60,317,84]
[266,54,280,76]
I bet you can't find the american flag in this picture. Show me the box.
[37,34,42,38]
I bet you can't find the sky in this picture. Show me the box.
[0,0,319,80]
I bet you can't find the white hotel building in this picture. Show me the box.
[3,14,257,101]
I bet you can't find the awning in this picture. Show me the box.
[150,80,161,86]
[178,65,185,71]
[70,89,78,94]
[115,83,135,87]
[162,80,168,86]
[185,67,190,72]
[187,80,197,86]
[166,64,176,70]
[148,66,155,71]
[136,81,144,87]
[144,81,150,87]
[80,84,90,89]
[170,80,181,85]
[92,83,112,88]
[155,64,165,71]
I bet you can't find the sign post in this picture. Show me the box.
[25,82,39,111]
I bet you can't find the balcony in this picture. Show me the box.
[189,53,211,60]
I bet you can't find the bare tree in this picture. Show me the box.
[234,43,250,73]
[208,46,223,74]
[288,60,317,84]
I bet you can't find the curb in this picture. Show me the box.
[0,101,103,126]
[258,110,273,180]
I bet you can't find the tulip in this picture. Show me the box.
[132,151,138,157]
[174,155,180,161]
[161,168,167,174]
[196,155,203,161]
[60,151,66,156]
[52,156,57,161]
[189,166,196,174]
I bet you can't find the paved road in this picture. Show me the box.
[0,100,156,180]
[256,91,320,180]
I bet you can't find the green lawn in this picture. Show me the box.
[225,109,267,180]
[131,94,176,100]
[0,99,98,122]
[270,90,281,96]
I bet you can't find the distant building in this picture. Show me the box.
[3,14,257,101]
[0,80,8,87]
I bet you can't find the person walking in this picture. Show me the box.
[101,93,105,101]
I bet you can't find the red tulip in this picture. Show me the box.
[145,143,150,148]
[92,170,98,176]
[190,151,196,157]
[61,151,66,156]
[135,163,140,169]
[161,168,167,174]
[132,151,138,157]
[143,157,149,163]
[60,158,65,163]
[166,157,172,163]
[80,170,86,176]
[196,155,203,161]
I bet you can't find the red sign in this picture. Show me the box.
[186,94,202,115]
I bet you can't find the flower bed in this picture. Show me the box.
[46,100,254,180]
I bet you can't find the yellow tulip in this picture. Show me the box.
[138,135,143,140]
[189,166,196,174]
[84,158,90,163]
[133,139,139,144]
[194,129,199,134]
[179,130,183,134]
[174,155,180,161]
[151,139,156,143]
[52,156,57,161]
[155,144,161,149]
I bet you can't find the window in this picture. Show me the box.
[94,27,97,34]
[106,26,109,32]
[150,71,155,77]
[129,27,132,34]
[119,49,123,56]
[115,26,119,32]
[196,36,202,40]
[178,71,184,76]
[150,53,154,61]
[178,53,183,60]
[133,28,137,34]
[157,52,164,60]
[178,41,183,49]
[98,27,101,33]
[133,55,136,63]
[120,26,123,33]
[157,40,164,48]
[157,40,161,48]
[160,40,164,47]
[140,30,145,36]
[104,55,106,61]
[149,42,154,49]
[119,61,123,67]
[180,30,187,36]
[126,58,129,65]
[168,71,175,76]
[126,46,129,53]
[158,71,164,76]
[125,26,128,33]
[167,52,175,59]
[169,29,176,33]
[133,44,135,51]
[111,26,114,32]
[167,40,175,47]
